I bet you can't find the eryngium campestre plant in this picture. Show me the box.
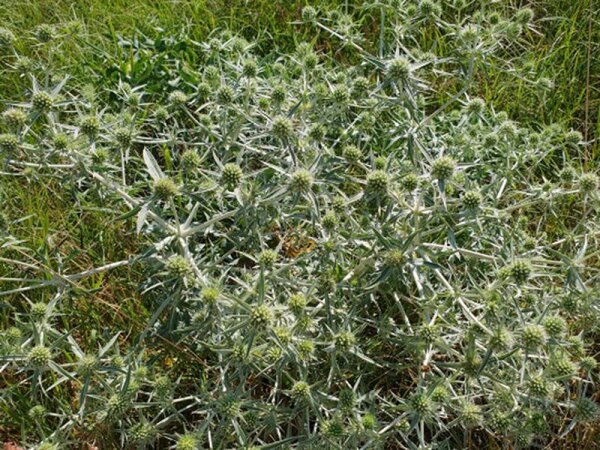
[1,4,599,450]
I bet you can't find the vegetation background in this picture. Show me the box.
[1,0,599,447]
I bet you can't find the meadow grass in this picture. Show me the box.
[0,0,597,141]
[0,1,599,446]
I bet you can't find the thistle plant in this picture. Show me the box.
[1,3,599,450]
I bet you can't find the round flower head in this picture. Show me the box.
[419,0,442,17]
[32,91,54,113]
[154,106,169,122]
[271,116,293,140]
[401,173,419,191]
[527,374,550,398]
[275,326,292,344]
[168,90,188,108]
[366,170,389,194]
[458,24,479,46]
[0,27,16,48]
[331,196,346,213]
[458,402,481,427]
[488,326,513,350]
[509,260,531,284]
[27,345,52,368]
[92,148,109,164]
[548,354,577,379]
[362,412,377,429]
[216,85,235,104]
[128,422,158,444]
[288,292,307,315]
[322,417,345,438]
[564,130,582,145]
[303,52,318,70]
[204,64,220,81]
[561,294,579,313]
[196,82,211,100]
[431,156,456,181]
[322,210,338,230]
[574,397,599,422]
[338,389,356,411]
[297,339,314,359]
[386,57,411,81]
[334,331,356,351]
[165,255,192,278]
[291,381,311,401]
[127,92,141,108]
[431,385,449,403]
[78,355,98,376]
[221,163,243,189]
[353,76,369,95]
[201,286,219,304]
[290,169,313,193]
[419,323,438,343]
[35,24,55,42]
[343,144,361,163]
[579,356,598,373]
[498,120,518,137]
[560,166,577,183]
[488,12,501,25]
[242,59,257,78]
[0,133,19,152]
[251,304,272,327]
[2,109,27,128]
[308,123,325,141]
[31,302,48,320]
[53,133,69,151]
[28,405,46,420]
[579,173,598,193]
[80,115,100,138]
[410,392,432,417]
[543,315,567,338]
[114,127,132,147]
[153,178,179,200]
[331,85,350,104]
[198,114,212,128]
[384,248,405,270]
[176,434,198,450]
[106,393,130,416]
[154,375,172,399]
[5,326,22,343]
[358,111,376,129]
[271,84,286,104]
[462,190,482,210]
[504,21,523,40]
[302,6,317,22]
[230,36,248,53]
[488,409,511,432]
[521,324,546,350]
[466,97,485,114]
[483,132,499,147]
[181,149,201,168]
[566,334,586,358]
[258,249,278,268]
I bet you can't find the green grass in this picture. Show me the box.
[0,1,597,136]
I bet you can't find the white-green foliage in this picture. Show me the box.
[1,2,599,449]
